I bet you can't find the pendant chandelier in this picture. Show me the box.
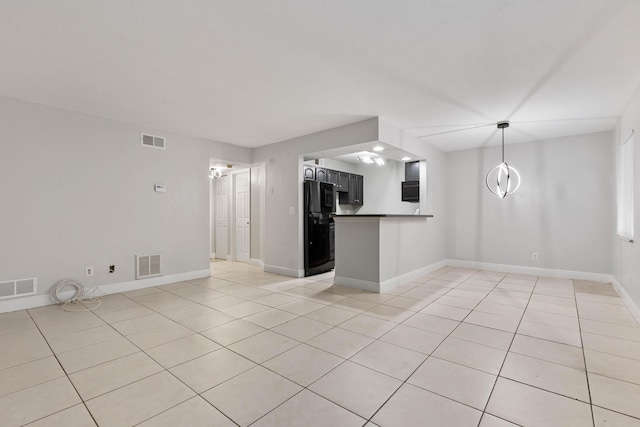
[486,121,521,198]
[209,167,222,179]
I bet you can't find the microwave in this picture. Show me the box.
[401,181,419,202]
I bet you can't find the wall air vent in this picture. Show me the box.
[0,278,37,300]
[136,254,162,279]
[141,133,165,149]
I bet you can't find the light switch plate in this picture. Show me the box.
[289,207,296,214]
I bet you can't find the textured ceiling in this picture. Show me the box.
[1,0,639,151]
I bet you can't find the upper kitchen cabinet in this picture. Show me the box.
[303,165,316,180]
[353,174,363,205]
[315,167,328,182]
[405,161,420,181]
[304,165,333,182]
[337,171,349,192]
[327,169,339,186]
[339,173,363,205]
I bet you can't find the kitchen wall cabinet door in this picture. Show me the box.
[353,174,363,205]
[405,161,420,181]
[303,166,315,180]
[327,169,339,186]
[339,173,363,205]
[315,167,328,182]
[337,172,349,192]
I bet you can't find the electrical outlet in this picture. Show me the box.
[109,265,115,273]
[532,252,539,261]
[85,266,94,277]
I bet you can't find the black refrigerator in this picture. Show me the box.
[304,180,336,276]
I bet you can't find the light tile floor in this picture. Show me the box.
[2,262,640,426]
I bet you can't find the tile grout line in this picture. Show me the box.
[575,281,597,427]
[475,273,537,427]
[24,307,101,427]
[124,274,381,426]
[244,266,464,425]
[355,268,513,425]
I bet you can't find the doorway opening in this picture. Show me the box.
[210,161,263,266]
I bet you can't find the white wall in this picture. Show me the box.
[250,164,264,261]
[0,96,252,301]
[446,132,613,274]
[613,82,640,308]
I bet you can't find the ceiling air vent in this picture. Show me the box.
[141,133,165,149]
[136,254,161,279]
[0,278,37,300]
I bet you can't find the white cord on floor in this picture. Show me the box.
[50,278,103,312]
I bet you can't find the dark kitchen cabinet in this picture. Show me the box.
[327,169,339,186]
[303,165,363,206]
[339,173,363,205]
[353,174,363,205]
[315,167,328,182]
[337,172,349,192]
[303,166,316,180]
[405,161,420,181]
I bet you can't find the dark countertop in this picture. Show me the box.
[332,214,434,218]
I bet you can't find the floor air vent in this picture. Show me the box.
[0,278,37,300]
[136,254,161,279]
[141,133,165,149]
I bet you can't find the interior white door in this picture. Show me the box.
[215,175,229,260]
[235,171,251,263]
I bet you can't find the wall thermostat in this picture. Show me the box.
[154,184,166,193]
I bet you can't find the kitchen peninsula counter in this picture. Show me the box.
[332,214,435,293]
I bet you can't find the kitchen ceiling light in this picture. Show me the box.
[402,156,411,161]
[373,146,384,152]
[357,155,385,166]
[485,121,521,198]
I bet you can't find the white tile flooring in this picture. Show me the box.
[2,262,640,426]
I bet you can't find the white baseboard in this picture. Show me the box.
[611,277,640,325]
[380,260,450,292]
[250,258,265,270]
[447,259,640,322]
[334,276,380,292]
[0,269,212,314]
[264,264,303,278]
[0,294,54,314]
[445,259,613,283]
[99,269,211,295]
